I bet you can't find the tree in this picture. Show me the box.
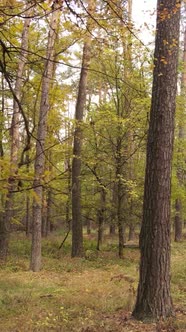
[133,0,181,320]
[71,0,96,257]
[0,2,32,259]
[174,5,186,242]
[30,0,62,272]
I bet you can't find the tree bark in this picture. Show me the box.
[133,0,181,320]
[30,1,61,271]
[174,8,186,242]
[71,0,95,257]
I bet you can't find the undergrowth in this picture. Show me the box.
[0,231,185,331]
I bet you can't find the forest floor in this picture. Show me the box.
[0,231,185,332]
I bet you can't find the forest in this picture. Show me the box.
[0,0,186,331]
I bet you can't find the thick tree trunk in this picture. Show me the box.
[133,0,181,320]
[71,0,95,257]
[0,5,31,259]
[30,2,61,271]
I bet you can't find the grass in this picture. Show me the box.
[0,230,185,331]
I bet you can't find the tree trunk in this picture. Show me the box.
[30,1,61,271]
[174,8,186,242]
[71,0,95,257]
[133,0,181,320]
[42,193,48,237]
[110,224,116,235]
[0,5,31,259]
[25,152,31,237]
[26,196,31,237]
[128,224,135,241]
[97,188,106,251]
[86,219,91,235]
[174,199,182,242]
[116,140,125,258]
[46,189,53,235]
[0,74,4,158]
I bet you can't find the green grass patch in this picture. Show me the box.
[0,232,185,331]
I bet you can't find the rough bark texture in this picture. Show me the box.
[30,1,61,271]
[0,5,31,259]
[71,0,95,258]
[133,0,181,320]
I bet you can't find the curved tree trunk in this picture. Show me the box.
[133,0,181,320]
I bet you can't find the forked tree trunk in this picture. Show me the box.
[30,1,62,271]
[133,0,181,320]
[0,4,32,259]
[71,0,96,257]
